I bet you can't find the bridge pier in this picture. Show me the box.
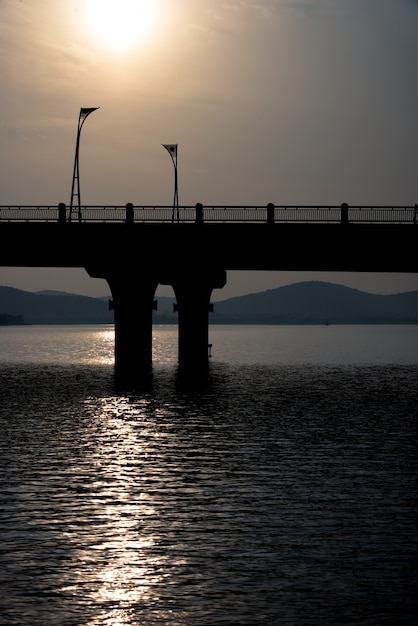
[86,266,158,383]
[86,264,226,383]
[108,275,158,377]
[170,269,227,368]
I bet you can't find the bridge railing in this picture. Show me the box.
[0,204,416,223]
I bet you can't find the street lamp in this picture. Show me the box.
[162,143,179,222]
[69,107,100,222]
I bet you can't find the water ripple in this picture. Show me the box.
[1,362,418,625]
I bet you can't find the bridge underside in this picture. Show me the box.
[1,222,417,385]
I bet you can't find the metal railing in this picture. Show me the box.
[0,204,417,224]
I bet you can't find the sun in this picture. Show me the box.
[84,0,157,52]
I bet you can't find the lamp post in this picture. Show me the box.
[162,143,179,222]
[69,107,99,222]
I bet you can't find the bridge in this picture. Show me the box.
[1,203,417,384]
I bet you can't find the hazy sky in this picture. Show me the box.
[0,0,417,300]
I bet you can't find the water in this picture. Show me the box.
[1,324,417,625]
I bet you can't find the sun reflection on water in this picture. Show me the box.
[85,328,115,365]
[70,395,171,624]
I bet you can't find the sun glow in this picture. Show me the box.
[85,0,157,52]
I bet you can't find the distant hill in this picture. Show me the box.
[0,313,24,325]
[212,281,418,324]
[0,286,114,324]
[0,282,417,325]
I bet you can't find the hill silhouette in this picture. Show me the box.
[0,281,417,325]
[213,281,418,324]
[0,286,113,324]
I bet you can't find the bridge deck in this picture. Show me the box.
[1,220,417,274]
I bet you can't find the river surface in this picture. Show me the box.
[0,324,417,625]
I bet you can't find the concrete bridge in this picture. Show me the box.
[1,203,417,384]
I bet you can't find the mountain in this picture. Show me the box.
[0,313,24,325]
[0,282,418,325]
[0,286,114,324]
[212,281,418,324]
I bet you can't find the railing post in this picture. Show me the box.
[414,204,418,225]
[341,202,349,225]
[267,203,275,225]
[126,202,134,224]
[195,202,203,225]
[58,203,66,224]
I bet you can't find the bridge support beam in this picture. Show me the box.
[109,275,158,378]
[86,265,226,383]
[86,266,158,386]
[171,269,227,369]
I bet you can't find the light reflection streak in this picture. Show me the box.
[72,396,168,625]
[86,328,115,365]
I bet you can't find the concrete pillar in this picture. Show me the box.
[109,276,158,374]
[171,269,226,368]
[86,266,158,384]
